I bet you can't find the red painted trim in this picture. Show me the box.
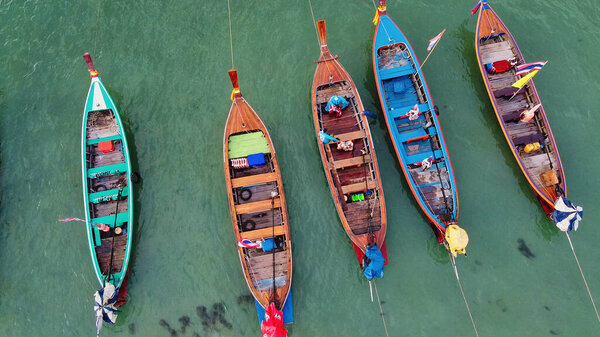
[406,135,429,143]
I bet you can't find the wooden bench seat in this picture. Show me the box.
[334,155,372,169]
[235,198,281,214]
[231,172,277,188]
[341,180,377,194]
[240,225,286,241]
[512,133,544,147]
[334,130,366,142]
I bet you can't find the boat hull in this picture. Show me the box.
[82,76,133,289]
[474,2,566,209]
[311,21,387,257]
[223,71,292,315]
[373,10,458,235]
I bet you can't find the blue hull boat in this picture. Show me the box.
[372,1,467,254]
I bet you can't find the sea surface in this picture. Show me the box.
[1,0,599,336]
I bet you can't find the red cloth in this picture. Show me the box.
[98,141,114,153]
[261,303,287,337]
[328,105,342,117]
[492,60,512,73]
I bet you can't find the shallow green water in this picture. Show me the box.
[1,0,599,336]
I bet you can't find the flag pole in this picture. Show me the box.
[508,85,526,101]
[420,37,443,69]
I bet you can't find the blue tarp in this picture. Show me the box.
[262,238,276,252]
[318,131,338,144]
[325,95,349,111]
[363,245,385,281]
[553,197,583,232]
[255,290,294,325]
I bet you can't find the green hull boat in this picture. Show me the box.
[81,53,132,294]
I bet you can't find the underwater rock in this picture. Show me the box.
[237,295,254,304]
[218,316,233,329]
[517,239,535,259]
[495,299,508,313]
[196,306,210,321]
[179,316,191,334]
[158,319,178,337]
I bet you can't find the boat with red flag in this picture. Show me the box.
[81,53,133,335]
[223,69,293,332]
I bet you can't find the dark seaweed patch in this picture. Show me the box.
[237,294,254,304]
[179,316,191,334]
[158,319,178,337]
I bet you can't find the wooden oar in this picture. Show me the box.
[105,188,123,285]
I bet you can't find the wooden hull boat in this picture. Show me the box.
[475,1,566,212]
[373,2,467,253]
[81,53,133,291]
[223,69,293,319]
[311,20,387,263]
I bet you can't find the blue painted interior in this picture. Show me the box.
[374,13,457,225]
[254,290,294,325]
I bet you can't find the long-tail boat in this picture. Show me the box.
[223,69,293,326]
[474,0,567,214]
[81,53,132,333]
[311,20,387,266]
[372,1,468,255]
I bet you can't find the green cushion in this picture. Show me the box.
[228,131,271,159]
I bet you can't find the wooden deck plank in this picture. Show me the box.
[482,49,516,64]
[240,225,286,240]
[235,198,281,214]
[335,130,366,142]
[341,180,377,194]
[95,235,127,274]
[334,155,371,169]
[231,172,277,188]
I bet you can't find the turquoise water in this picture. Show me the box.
[1,0,599,336]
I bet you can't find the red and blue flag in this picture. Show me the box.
[515,61,547,76]
[237,238,262,249]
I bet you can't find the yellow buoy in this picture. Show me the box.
[524,142,541,153]
[445,224,469,257]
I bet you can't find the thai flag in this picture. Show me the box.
[515,61,547,76]
[58,217,85,222]
[472,1,482,15]
[427,29,446,51]
[238,238,262,249]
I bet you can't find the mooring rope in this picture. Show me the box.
[565,232,600,323]
[307,0,321,50]
[93,0,101,56]
[449,253,480,337]
[227,0,235,69]
[373,281,389,337]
